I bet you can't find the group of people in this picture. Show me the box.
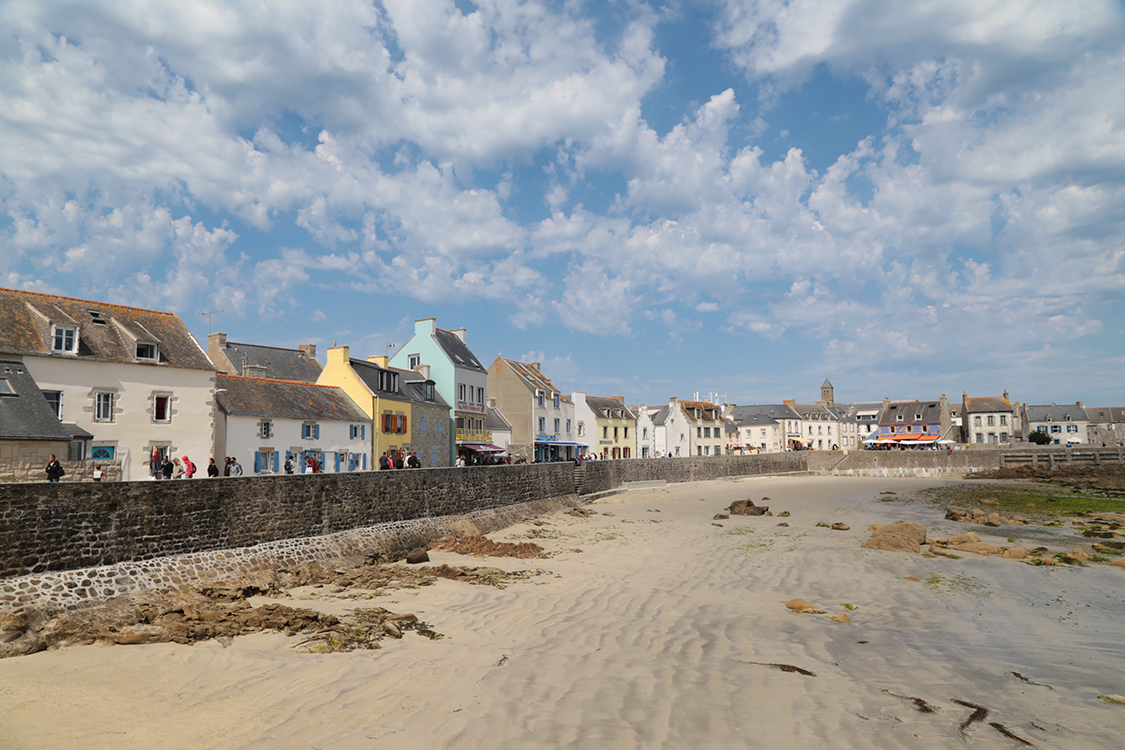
[379,450,421,469]
[148,449,201,479]
[283,455,320,473]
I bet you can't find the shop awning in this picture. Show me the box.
[536,440,583,447]
[463,443,505,452]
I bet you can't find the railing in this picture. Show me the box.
[455,428,493,443]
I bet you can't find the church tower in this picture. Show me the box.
[820,377,834,406]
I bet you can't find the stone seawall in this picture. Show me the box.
[806,449,1003,477]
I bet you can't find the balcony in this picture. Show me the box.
[456,428,492,443]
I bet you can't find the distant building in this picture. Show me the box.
[487,357,577,462]
[961,391,1016,445]
[725,403,804,451]
[0,359,92,481]
[1084,406,1125,447]
[874,396,954,447]
[573,393,637,459]
[1022,403,1090,446]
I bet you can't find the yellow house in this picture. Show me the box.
[317,346,413,466]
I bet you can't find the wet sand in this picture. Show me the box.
[1,475,1124,749]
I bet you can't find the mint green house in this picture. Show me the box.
[389,318,495,465]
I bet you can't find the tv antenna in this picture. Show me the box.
[200,310,223,334]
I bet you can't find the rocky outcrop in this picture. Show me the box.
[862,521,926,554]
[730,498,770,516]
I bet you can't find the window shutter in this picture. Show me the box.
[254,452,262,473]
[273,451,279,472]
[362,453,367,469]
[314,424,320,439]
[361,425,365,439]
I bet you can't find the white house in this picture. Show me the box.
[215,374,372,473]
[0,287,217,480]
[633,405,657,458]
[651,398,692,457]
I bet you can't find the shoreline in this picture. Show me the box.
[2,475,1124,749]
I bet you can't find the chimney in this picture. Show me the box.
[298,343,317,361]
[529,362,541,372]
[669,396,678,403]
[451,327,467,344]
[417,363,430,380]
[415,318,437,337]
[488,397,497,408]
[1077,400,1084,409]
[242,364,267,378]
[209,331,227,349]
[614,395,625,403]
[326,345,350,367]
[1003,390,1009,401]
[368,355,390,367]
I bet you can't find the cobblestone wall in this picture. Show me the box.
[807,449,1002,476]
[0,442,122,484]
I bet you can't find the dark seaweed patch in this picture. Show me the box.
[951,699,989,738]
[882,689,938,714]
[739,660,816,677]
[990,722,1035,746]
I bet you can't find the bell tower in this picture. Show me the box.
[820,377,834,406]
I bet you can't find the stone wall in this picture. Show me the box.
[578,452,808,495]
[0,463,579,580]
[0,442,122,484]
[808,449,1002,477]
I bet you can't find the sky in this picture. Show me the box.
[2,0,1124,408]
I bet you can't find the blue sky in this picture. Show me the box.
[2,0,1124,407]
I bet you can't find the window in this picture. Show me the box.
[697,427,702,438]
[697,446,703,456]
[459,384,467,402]
[704,446,711,456]
[999,415,1007,426]
[538,417,546,432]
[537,390,545,407]
[1001,432,1009,442]
[436,419,442,436]
[703,427,710,438]
[566,419,571,434]
[303,422,320,439]
[68,440,84,461]
[897,414,904,421]
[1050,425,1061,433]
[423,382,435,401]
[614,426,620,439]
[1066,425,1078,433]
[623,448,630,458]
[976,433,983,443]
[136,343,157,361]
[989,433,998,444]
[577,422,585,437]
[260,421,272,439]
[377,370,399,392]
[623,427,628,439]
[554,418,560,433]
[642,428,648,439]
[761,429,766,437]
[95,392,114,422]
[52,325,77,353]
[477,387,484,404]
[91,445,116,460]
[154,395,171,423]
[88,310,107,325]
[43,390,62,419]
[987,415,995,427]
[0,378,12,395]
[408,354,421,369]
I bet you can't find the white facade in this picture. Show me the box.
[654,400,691,457]
[221,414,371,474]
[634,407,657,458]
[27,356,215,481]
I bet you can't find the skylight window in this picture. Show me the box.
[88,310,107,324]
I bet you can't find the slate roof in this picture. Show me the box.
[435,328,486,372]
[732,413,780,427]
[216,374,368,421]
[0,288,213,370]
[500,358,572,402]
[650,405,671,425]
[1085,407,1125,424]
[879,400,945,426]
[964,396,1012,414]
[349,358,410,399]
[1024,404,1088,423]
[398,368,450,408]
[0,359,92,441]
[219,341,321,382]
[486,406,512,431]
[726,404,801,422]
[822,377,833,388]
[585,395,636,420]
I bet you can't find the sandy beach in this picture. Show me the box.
[2,474,1124,749]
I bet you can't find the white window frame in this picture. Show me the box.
[153,394,172,423]
[136,342,158,361]
[52,325,78,354]
[95,392,115,422]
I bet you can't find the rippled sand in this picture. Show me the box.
[2,475,1124,749]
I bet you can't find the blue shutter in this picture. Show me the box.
[335,452,341,472]
[362,453,367,470]
[254,452,262,473]
[314,424,320,439]
[432,450,437,467]
[361,425,366,439]
[273,451,280,472]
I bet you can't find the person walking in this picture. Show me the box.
[92,464,104,482]
[379,452,391,470]
[284,456,293,474]
[45,454,65,483]
[207,458,219,477]
[223,457,232,477]
[172,457,184,479]
[182,456,196,478]
[161,455,174,479]
[230,457,243,476]
[150,447,161,479]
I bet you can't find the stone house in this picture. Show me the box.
[725,403,804,451]
[0,288,217,480]
[398,366,452,468]
[961,391,1017,445]
[487,357,577,462]
[875,396,954,447]
[1084,406,1125,447]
